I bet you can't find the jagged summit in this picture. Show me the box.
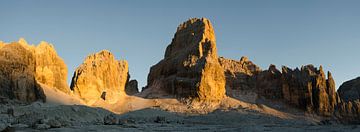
[0,38,69,102]
[145,18,225,101]
[165,17,217,59]
[70,49,130,105]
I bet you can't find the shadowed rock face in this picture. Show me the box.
[219,57,337,116]
[70,50,129,104]
[0,42,45,102]
[338,77,360,102]
[219,56,261,91]
[218,57,261,102]
[255,64,283,100]
[281,65,337,116]
[335,77,360,123]
[145,18,226,101]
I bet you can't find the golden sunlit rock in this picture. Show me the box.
[144,18,226,101]
[0,41,45,102]
[35,41,70,94]
[70,50,129,105]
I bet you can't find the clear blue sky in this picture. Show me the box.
[1,0,359,89]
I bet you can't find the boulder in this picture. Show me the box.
[145,18,225,101]
[70,50,129,104]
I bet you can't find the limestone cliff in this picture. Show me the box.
[35,41,69,94]
[219,57,337,116]
[145,18,226,101]
[281,65,337,116]
[0,41,45,102]
[0,38,69,102]
[70,50,129,105]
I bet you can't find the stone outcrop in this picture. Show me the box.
[145,18,226,101]
[70,50,129,104]
[0,41,45,102]
[125,80,139,95]
[338,77,360,102]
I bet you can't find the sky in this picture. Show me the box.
[0,0,359,89]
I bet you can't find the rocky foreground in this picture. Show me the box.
[1,18,360,131]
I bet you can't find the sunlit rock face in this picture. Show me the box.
[0,38,69,102]
[0,40,45,102]
[70,50,129,105]
[145,18,226,101]
[35,41,70,94]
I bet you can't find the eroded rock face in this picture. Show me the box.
[335,77,360,123]
[70,50,129,104]
[220,58,337,116]
[255,64,283,100]
[0,38,69,103]
[338,77,360,102]
[218,57,260,102]
[0,42,45,102]
[281,65,336,116]
[219,56,261,91]
[145,18,226,101]
[35,41,69,94]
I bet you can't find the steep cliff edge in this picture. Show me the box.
[35,41,70,94]
[144,18,226,101]
[70,50,129,105]
[0,38,69,102]
[0,42,45,102]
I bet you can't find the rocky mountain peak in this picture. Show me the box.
[34,40,69,93]
[18,37,28,45]
[70,50,129,105]
[85,50,115,62]
[165,18,217,59]
[145,18,225,101]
